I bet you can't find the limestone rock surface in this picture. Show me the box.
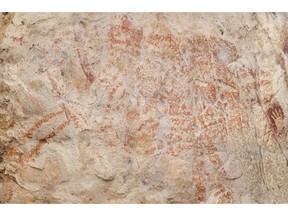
[1,12,288,203]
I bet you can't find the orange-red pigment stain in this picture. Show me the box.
[146,32,252,203]
[108,15,143,56]
[25,110,65,138]
[5,107,78,165]
[5,16,269,203]
[77,50,95,84]
[20,118,75,164]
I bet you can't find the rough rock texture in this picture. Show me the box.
[1,12,288,203]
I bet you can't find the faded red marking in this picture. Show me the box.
[193,175,206,203]
[4,19,252,203]
[19,116,76,164]
[180,35,213,65]
[25,110,65,138]
[214,181,233,203]
[263,94,274,104]
[154,33,241,203]
[48,75,62,96]
[260,80,271,85]
[10,36,25,45]
[146,33,180,59]
[4,106,78,166]
[196,82,217,103]
[77,50,95,84]
[211,36,238,64]
[108,15,143,56]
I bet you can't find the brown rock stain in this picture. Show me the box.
[282,36,288,55]
[0,13,15,44]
